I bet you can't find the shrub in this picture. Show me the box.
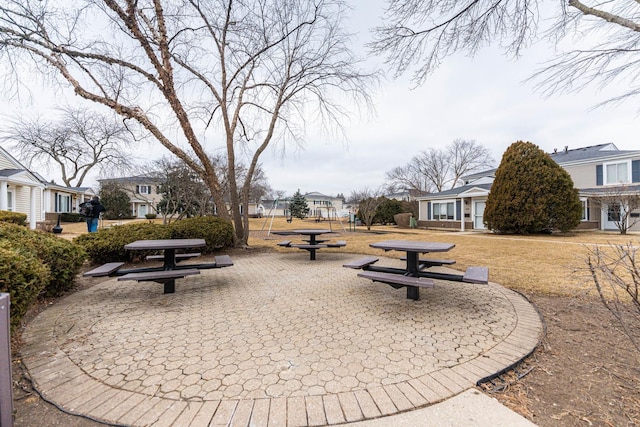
[0,210,27,226]
[60,212,84,222]
[0,243,50,331]
[74,216,234,263]
[484,141,582,234]
[169,216,234,252]
[0,223,87,297]
[145,213,157,220]
[74,222,172,263]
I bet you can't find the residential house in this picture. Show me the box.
[0,145,44,228]
[98,175,163,218]
[261,192,347,219]
[0,146,96,228]
[417,143,640,232]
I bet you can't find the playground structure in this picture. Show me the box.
[261,198,347,236]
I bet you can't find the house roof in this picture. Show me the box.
[98,174,163,184]
[0,168,24,177]
[548,143,640,164]
[579,184,640,196]
[418,183,492,200]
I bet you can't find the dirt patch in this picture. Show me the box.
[484,295,640,427]
[9,282,640,426]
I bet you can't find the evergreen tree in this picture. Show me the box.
[99,182,132,219]
[484,141,582,234]
[289,189,309,219]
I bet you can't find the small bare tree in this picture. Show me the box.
[349,187,385,230]
[584,242,640,353]
[2,107,134,187]
[590,187,640,235]
[385,139,494,193]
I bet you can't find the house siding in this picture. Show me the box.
[563,163,600,188]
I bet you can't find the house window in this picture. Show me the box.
[580,198,588,221]
[6,190,13,212]
[604,161,630,185]
[55,193,71,213]
[432,201,455,220]
[136,185,152,194]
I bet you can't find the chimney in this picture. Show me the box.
[564,146,568,153]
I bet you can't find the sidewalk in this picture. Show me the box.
[20,252,542,426]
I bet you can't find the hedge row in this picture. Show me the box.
[0,210,27,226]
[74,216,234,263]
[0,223,87,331]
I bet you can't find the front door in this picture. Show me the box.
[474,201,486,230]
[138,204,148,218]
[603,203,625,231]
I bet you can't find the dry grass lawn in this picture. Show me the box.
[248,217,639,297]
[59,216,638,297]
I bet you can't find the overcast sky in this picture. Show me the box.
[258,0,639,197]
[2,1,638,198]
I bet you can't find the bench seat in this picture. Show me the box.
[146,252,201,261]
[290,244,327,250]
[326,240,347,248]
[400,257,456,267]
[84,262,125,277]
[463,266,489,284]
[343,256,379,269]
[357,271,435,289]
[214,255,234,267]
[117,269,200,283]
[277,240,292,247]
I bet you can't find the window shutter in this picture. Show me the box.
[136,185,140,193]
[427,202,431,220]
[456,200,461,220]
[596,165,603,186]
[632,160,640,183]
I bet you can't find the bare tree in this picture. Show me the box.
[2,107,134,187]
[369,0,640,103]
[0,0,375,246]
[584,242,640,353]
[385,139,493,193]
[349,187,385,230]
[152,158,213,224]
[589,187,640,235]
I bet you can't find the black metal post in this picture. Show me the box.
[0,293,13,427]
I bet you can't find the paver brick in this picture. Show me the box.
[20,253,542,427]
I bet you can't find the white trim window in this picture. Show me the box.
[432,201,455,220]
[137,185,152,194]
[6,189,13,212]
[56,193,71,213]
[580,198,588,221]
[604,161,630,185]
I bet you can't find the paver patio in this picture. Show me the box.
[21,252,543,426]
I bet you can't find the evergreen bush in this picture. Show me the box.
[169,216,234,252]
[0,223,87,297]
[74,216,234,263]
[0,210,27,226]
[484,141,582,233]
[0,242,50,331]
[60,212,84,222]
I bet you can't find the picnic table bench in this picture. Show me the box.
[273,229,346,260]
[83,239,234,294]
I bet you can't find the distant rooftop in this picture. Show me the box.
[548,143,639,164]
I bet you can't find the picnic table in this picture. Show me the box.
[272,229,346,260]
[83,238,233,294]
[344,239,488,300]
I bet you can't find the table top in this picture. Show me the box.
[272,229,333,236]
[124,239,207,250]
[369,240,455,253]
